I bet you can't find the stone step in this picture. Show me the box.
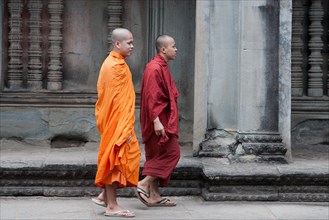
[0,165,203,197]
[1,164,328,202]
[1,141,328,202]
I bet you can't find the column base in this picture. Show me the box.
[27,81,43,90]
[8,80,23,90]
[198,131,288,163]
[292,88,303,97]
[232,132,288,163]
[308,88,323,97]
[47,82,62,90]
[198,129,236,157]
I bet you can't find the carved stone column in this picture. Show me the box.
[107,0,123,51]
[234,0,287,162]
[326,2,329,96]
[8,0,23,89]
[27,0,43,90]
[308,0,324,97]
[291,0,304,97]
[47,0,63,90]
[148,0,164,59]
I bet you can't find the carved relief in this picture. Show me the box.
[27,0,43,90]
[47,0,63,90]
[107,0,123,51]
[7,0,23,89]
[308,0,324,96]
[148,0,164,59]
[235,133,287,156]
[291,0,304,97]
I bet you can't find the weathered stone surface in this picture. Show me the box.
[0,107,99,141]
[1,139,328,201]
[199,129,235,157]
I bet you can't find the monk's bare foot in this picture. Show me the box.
[105,204,135,217]
[91,197,107,207]
[98,191,105,201]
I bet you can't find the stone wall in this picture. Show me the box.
[0,0,195,146]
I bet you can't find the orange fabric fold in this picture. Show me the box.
[95,51,140,189]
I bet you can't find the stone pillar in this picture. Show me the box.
[307,0,324,97]
[193,0,210,156]
[47,0,63,90]
[234,0,287,162]
[27,0,43,90]
[279,0,293,162]
[327,40,329,95]
[107,0,123,51]
[147,0,164,60]
[197,0,240,157]
[7,0,23,89]
[0,0,3,90]
[291,0,304,97]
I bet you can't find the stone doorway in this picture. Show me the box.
[123,0,196,146]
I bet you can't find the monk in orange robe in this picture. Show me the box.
[136,35,180,207]
[93,28,140,218]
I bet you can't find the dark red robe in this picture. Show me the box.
[140,54,180,187]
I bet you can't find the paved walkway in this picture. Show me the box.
[1,196,328,220]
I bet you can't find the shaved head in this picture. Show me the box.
[155,35,174,53]
[111,28,132,44]
[110,28,134,58]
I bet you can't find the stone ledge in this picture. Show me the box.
[0,92,141,107]
[1,163,328,201]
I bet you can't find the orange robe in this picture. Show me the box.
[95,51,140,189]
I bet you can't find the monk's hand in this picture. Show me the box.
[126,134,132,143]
[154,117,165,137]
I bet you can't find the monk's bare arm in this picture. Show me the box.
[154,117,165,137]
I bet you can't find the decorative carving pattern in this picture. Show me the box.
[327,3,329,96]
[242,143,287,155]
[291,0,304,97]
[148,0,164,59]
[7,0,23,89]
[27,0,43,90]
[235,133,283,143]
[107,0,123,51]
[279,193,328,202]
[280,185,329,193]
[308,0,324,96]
[202,192,278,201]
[235,133,287,155]
[47,0,63,90]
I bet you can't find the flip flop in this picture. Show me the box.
[147,198,176,207]
[135,187,151,206]
[104,209,135,218]
[136,187,150,198]
[91,197,107,207]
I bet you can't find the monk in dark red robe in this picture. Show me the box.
[136,35,180,207]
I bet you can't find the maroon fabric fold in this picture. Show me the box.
[142,133,180,187]
[140,54,180,186]
[140,54,179,144]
